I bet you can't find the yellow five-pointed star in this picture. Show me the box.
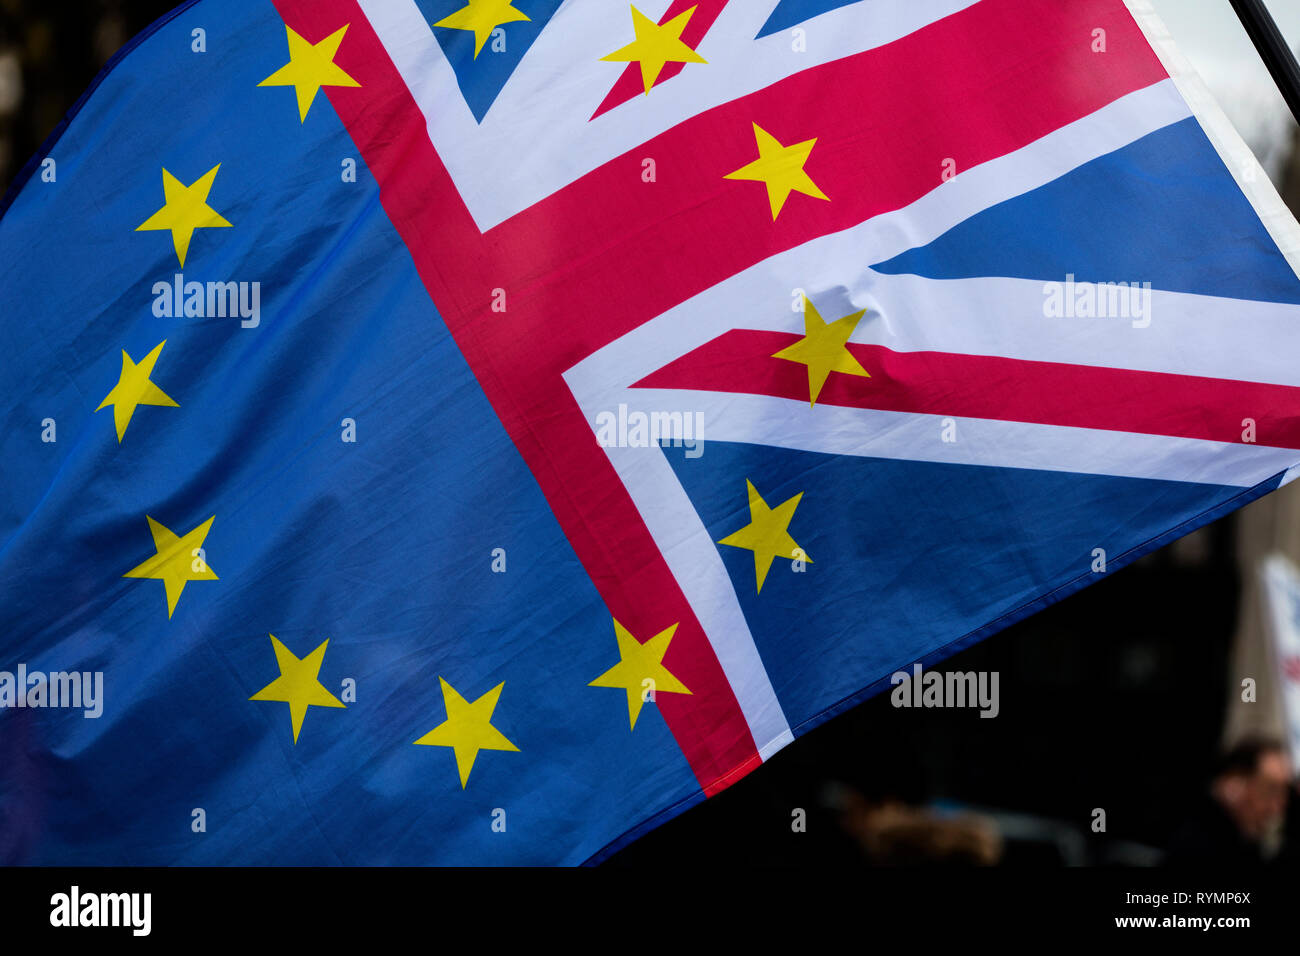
[435,0,531,59]
[123,515,218,618]
[773,296,871,406]
[259,24,360,121]
[96,340,179,442]
[250,635,346,744]
[414,677,519,787]
[718,480,812,594]
[135,165,231,267]
[601,4,707,95]
[589,618,692,730]
[725,122,828,220]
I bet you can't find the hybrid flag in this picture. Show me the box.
[3,0,1300,865]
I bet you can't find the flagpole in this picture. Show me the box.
[1230,0,1300,127]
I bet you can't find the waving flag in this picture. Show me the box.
[4,0,1300,865]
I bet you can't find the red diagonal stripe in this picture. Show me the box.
[273,0,762,793]
[590,0,729,120]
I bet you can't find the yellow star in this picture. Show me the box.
[724,122,828,220]
[414,677,519,788]
[601,4,707,95]
[589,619,692,730]
[135,165,231,267]
[95,340,179,442]
[718,480,811,594]
[250,635,346,744]
[259,24,360,122]
[123,515,218,618]
[434,0,531,59]
[772,296,870,406]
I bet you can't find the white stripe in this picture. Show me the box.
[844,278,1300,388]
[610,387,1299,488]
[854,80,1193,266]
[360,0,980,230]
[575,265,1300,394]
[601,438,794,756]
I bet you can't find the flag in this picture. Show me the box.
[4,0,1300,865]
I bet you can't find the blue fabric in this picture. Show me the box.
[874,118,1300,304]
[0,0,698,864]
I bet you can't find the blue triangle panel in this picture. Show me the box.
[664,439,1271,732]
[415,0,564,123]
[873,118,1300,305]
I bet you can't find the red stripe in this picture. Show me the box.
[590,0,730,120]
[268,0,1168,796]
[634,329,1300,448]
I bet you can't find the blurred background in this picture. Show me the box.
[3,0,1299,867]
